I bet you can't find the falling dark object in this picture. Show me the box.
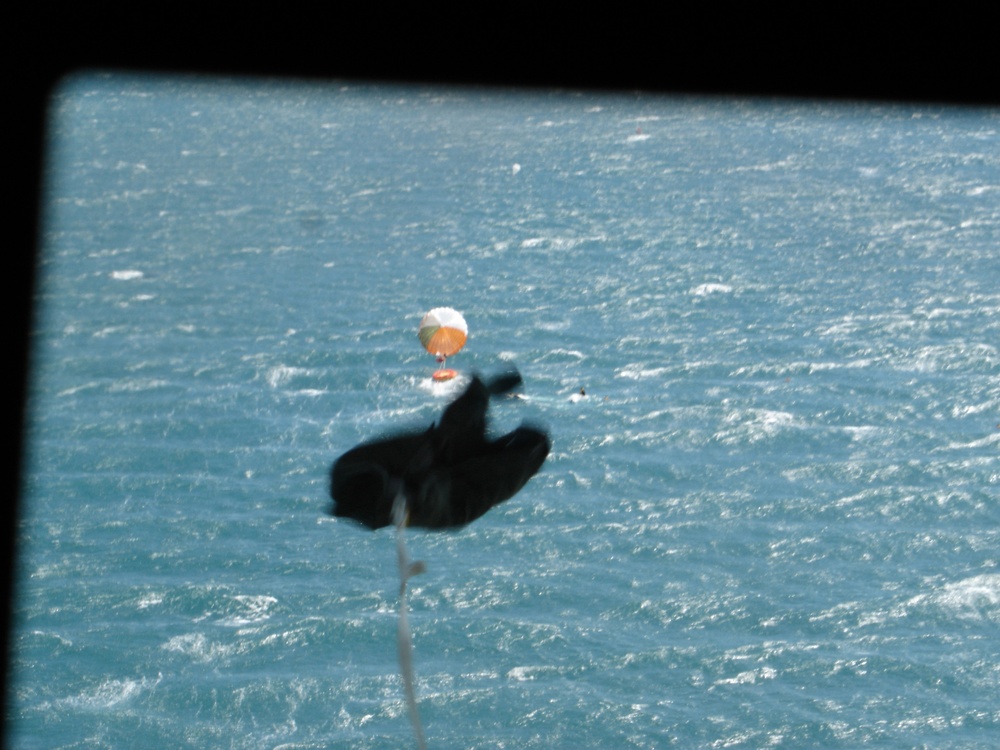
[330,370,550,530]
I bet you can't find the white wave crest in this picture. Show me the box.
[934,574,1000,620]
[691,283,733,296]
[110,269,143,280]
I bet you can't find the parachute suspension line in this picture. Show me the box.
[393,493,428,750]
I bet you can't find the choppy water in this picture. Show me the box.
[11,74,1000,748]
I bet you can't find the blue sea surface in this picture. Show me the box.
[11,74,1000,748]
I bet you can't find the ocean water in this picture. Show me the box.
[11,74,1000,748]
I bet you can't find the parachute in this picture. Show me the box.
[418,307,467,380]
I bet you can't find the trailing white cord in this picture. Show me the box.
[393,493,427,750]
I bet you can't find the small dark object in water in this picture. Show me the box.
[330,371,550,530]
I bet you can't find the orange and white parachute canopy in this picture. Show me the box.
[417,307,468,359]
